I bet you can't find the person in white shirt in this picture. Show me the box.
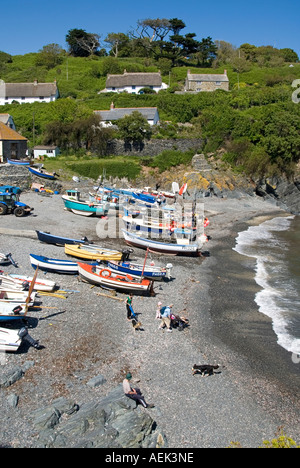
[122,373,154,408]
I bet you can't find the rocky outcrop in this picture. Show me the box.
[31,385,167,448]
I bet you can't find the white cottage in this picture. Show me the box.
[33,145,60,159]
[0,80,59,105]
[100,70,168,94]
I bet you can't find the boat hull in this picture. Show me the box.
[77,263,151,293]
[0,327,21,351]
[62,197,108,216]
[30,254,79,274]
[28,166,56,179]
[64,244,123,261]
[36,230,89,246]
[122,229,201,256]
[107,260,166,280]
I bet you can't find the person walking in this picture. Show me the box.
[125,294,133,321]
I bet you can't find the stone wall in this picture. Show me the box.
[0,164,62,192]
[107,138,202,156]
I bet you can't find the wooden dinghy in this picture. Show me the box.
[65,244,123,261]
[77,263,152,293]
[0,273,56,292]
[0,290,36,305]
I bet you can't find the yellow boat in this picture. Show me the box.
[64,243,123,261]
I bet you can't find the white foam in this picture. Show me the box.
[234,216,300,355]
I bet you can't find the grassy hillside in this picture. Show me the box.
[1,53,300,179]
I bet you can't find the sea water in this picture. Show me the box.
[233,216,300,355]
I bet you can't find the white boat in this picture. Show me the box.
[77,263,152,293]
[0,327,23,351]
[0,326,39,352]
[0,290,36,305]
[0,273,56,292]
[122,229,206,256]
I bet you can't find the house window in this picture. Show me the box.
[46,150,53,154]
[216,81,221,86]
[197,81,202,85]
[39,96,44,99]
[132,85,136,90]
[21,97,25,100]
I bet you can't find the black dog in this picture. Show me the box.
[192,364,220,377]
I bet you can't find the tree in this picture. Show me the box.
[116,111,152,148]
[35,43,65,69]
[66,29,100,57]
[104,33,131,57]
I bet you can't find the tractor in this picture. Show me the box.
[0,192,33,217]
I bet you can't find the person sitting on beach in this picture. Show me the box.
[158,304,173,332]
[122,373,154,408]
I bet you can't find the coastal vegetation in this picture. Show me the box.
[0,19,299,180]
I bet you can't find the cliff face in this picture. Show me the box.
[137,154,300,215]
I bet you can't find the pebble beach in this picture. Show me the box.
[0,189,300,448]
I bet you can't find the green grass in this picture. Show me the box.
[43,155,142,181]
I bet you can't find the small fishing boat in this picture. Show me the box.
[0,303,26,321]
[107,260,169,280]
[30,254,80,274]
[62,189,109,217]
[64,244,123,261]
[7,158,30,166]
[0,290,36,306]
[0,326,39,352]
[36,230,89,246]
[0,273,56,292]
[122,229,206,256]
[27,166,57,180]
[77,263,152,293]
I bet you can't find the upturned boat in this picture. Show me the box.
[77,263,152,293]
[64,244,123,261]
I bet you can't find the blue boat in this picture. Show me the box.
[7,158,30,166]
[107,260,168,280]
[0,303,27,322]
[28,166,56,179]
[36,230,89,246]
[30,253,79,274]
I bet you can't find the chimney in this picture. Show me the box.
[123,69,127,74]
[110,102,115,110]
[224,69,227,75]
[34,79,38,85]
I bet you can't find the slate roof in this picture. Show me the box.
[4,81,58,97]
[106,71,162,88]
[0,122,27,141]
[187,71,229,82]
[95,107,159,121]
